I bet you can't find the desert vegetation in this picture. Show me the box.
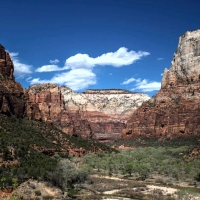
[80,146,200,182]
[0,113,200,199]
[0,113,115,196]
[66,145,200,199]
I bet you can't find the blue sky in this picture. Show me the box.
[1,0,200,96]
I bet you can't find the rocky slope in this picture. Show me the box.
[26,86,149,141]
[123,29,200,139]
[0,44,25,117]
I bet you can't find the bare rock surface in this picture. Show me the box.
[25,84,92,138]
[123,29,200,139]
[26,85,149,141]
[0,44,14,80]
[0,44,25,117]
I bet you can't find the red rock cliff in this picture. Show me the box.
[123,29,200,139]
[26,85,149,141]
[25,84,92,138]
[0,44,25,117]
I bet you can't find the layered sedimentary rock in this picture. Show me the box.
[0,44,25,117]
[26,85,149,141]
[123,29,200,139]
[25,84,92,138]
[63,89,150,141]
[0,44,14,79]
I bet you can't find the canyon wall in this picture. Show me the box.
[25,85,149,141]
[0,43,149,141]
[25,84,92,139]
[0,44,25,117]
[123,29,200,139]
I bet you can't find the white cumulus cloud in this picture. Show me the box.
[131,79,161,92]
[65,47,150,69]
[35,65,69,72]
[50,59,59,64]
[30,69,96,91]
[29,47,150,90]
[9,52,32,78]
[122,77,136,85]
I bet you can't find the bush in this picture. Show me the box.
[51,159,89,190]
[34,190,41,196]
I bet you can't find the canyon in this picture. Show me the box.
[1,29,200,142]
[0,44,149,142]
[123,29,200,139]
[25,85,149,142]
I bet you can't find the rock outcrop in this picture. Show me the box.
[0,44,25,117]
[25,84,92,138]
[123,29,200,139]
[26,86,149,141]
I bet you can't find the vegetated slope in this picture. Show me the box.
[0,113,116,188]
[123,29,200,140]
[114,135,200,148]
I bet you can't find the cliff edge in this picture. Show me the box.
[0,44,25,117]
[123,29,200,139]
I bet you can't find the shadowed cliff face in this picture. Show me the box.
[25,85,149,141]
[0,44,25,117]
[123,29,200,139]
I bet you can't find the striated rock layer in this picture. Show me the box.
[25,86,149,141]
[25,84,92,139]
[0,44,25,117]
[123,29,200,139]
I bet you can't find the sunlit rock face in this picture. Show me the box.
[25,84,92,139]
[25,85,150,142]
[61,88,150,142]
[162,29,200,88]
[123,29,200,139]
[0,44,25,117]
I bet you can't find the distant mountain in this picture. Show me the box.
[25,85,149,142]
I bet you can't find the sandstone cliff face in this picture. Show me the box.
[123,29,200,139]
[62,88,149,141]
[26,85,149,141]
[25,84,92,138]
[0,44,25,117]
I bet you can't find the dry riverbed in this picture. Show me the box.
[76,175,200,200]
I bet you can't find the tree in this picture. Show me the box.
[124,163,133,176]
[134,163,150,180]
[53,159,89,190]
[0,177,6,190]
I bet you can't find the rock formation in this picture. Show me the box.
[25,84,92,139]
[123,29,200,139]
[0,44,149,141]
[0,44,25,117]
[25,85,149,141]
